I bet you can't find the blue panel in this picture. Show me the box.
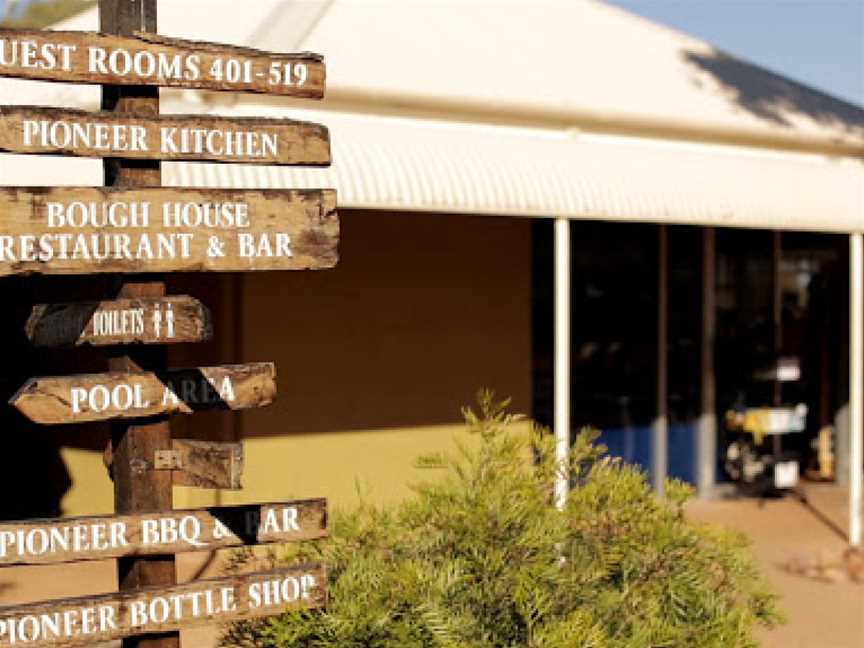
[597,425,654,482]
[668,422,697,485]
[597,423,698,487]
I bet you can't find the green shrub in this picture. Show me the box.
[225,392,781,648]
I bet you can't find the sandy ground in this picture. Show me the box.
[687,484,864,648]
[0,485,861,647]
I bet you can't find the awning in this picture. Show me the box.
[157,106,864,233]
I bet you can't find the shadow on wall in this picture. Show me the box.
[682,50,864,129]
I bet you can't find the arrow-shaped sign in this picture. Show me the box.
[10,363,276,425]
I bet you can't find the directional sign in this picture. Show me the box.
[0,187,338,276]
[0,499,327,566]
[0,29,325,97]
[10,362,276,425]
[0,106,330,164]
[0,564,327,647]
[26,295,212,347]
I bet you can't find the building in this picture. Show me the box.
[0,0,862,539]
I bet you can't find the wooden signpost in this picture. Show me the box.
[0,1,337,645]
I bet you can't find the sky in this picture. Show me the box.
[608,0,864,107]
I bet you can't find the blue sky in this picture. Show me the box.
[609,0,864,107]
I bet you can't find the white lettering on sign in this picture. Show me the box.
[161,375,237,408]
[0,523,129,559]
[0,569,322,645]
[92,308,146,338]
[248,575,318,608]
[141,516,207,549]
[70,384,149,415]
[22,120,148,152]
[20,120,280,159]
[0,36,311,88]
[0,200,295,264]
[0,39,77,71]
[0,605,118,645]
[0,506,312,564]
[87,47,201,82]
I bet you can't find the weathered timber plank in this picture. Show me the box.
[0,499,327,566]
[0,564,327,647]
[0,28,325,97]
[0,106,330,164]
[169,439,244,490]
[10,362,276,425]
[26,296,212,347]
[0,187,339,275]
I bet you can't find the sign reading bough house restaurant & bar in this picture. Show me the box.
[0,187,338,275]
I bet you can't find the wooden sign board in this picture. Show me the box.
[0,564,326,647]
[0,499,327,566]
[10,362,276,425]
[158,439,245,490]
[0,106,330,164]
[0,29,325,97]
[0,187,338,276]
[26,295,212,347]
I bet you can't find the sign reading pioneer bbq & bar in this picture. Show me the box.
[11,362,276,424]
[0,29,325,96]
[0,187,338,275]
[0,499,327,566]
[0,106,330,164]
[0,565,327,648]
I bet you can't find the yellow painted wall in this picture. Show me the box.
[58,210,532,515]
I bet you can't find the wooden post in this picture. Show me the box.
[99,2,177,647]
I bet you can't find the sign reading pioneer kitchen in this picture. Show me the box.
[0,107,331,164]
[0,1,335,645]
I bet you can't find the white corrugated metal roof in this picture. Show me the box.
[0,0,859,233]
[159,107,863,233]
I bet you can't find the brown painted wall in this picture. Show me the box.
[61,209,533,513]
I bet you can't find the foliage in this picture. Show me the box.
[1,0,96,28]
[225,391,782,648]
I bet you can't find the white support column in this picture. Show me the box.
[698,228,717,498]
[653,225,669,495]
[554,217,571,510]
[850,233,863,546]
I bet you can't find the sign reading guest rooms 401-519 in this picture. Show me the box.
[0,29,325,96]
